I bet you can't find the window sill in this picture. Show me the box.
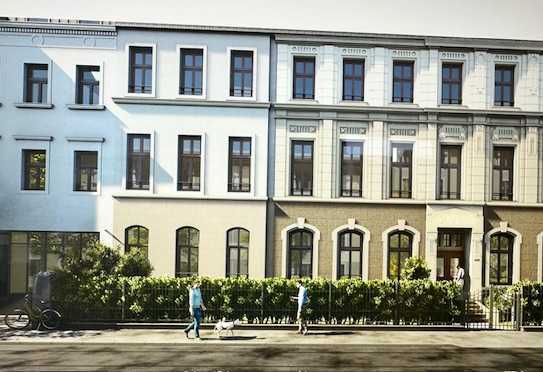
[66,104,106,111]
[338,100,369,106]
[226,96,257,102]
[14,102,54,109]
[176,94,207,100]
[387,102,419,108]
[437,104,468,109]
[492,106,521,111]
[289,99,318,104]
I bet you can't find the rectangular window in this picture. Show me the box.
[341,142,363,197]
[293,56,315,99]
[441,63,462,104]
[390,143,412,198]
[76,65,100,105]
[74,151,98,192]
[492,146,514,201]
[290,140,314,196]
[228,137,251,192]
[180,49,203,95]
[24,64,48,103]
[128,46,153,94]
[230,50,253,97]
[126,134,151,190]
[8,231,99,294]
[343,59,364,101]
[495,65,515,106]
[439,145,461,200]
[22,150,46,191]
[392,61,414,103]
[178,136,201,191]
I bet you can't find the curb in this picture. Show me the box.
[65,322,468,331]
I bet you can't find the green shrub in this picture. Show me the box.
[401,257,431,280]
[53,275,468,325]
[119,250,154,277]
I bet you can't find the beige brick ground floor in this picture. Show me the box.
[270,201,543,291]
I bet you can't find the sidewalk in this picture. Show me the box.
[1,325,543,348]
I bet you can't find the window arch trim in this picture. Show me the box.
[331,219,371,280]
[280,217,320,278]
[484,222,522,285]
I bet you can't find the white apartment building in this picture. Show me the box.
[270,34,543,290]
[0,19,270,297]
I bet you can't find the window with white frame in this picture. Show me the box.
[76,65,100,105]
[128,46,153,94]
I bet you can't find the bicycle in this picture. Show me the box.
[4,294,62,331]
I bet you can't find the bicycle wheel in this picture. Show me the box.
[4,309,31,330]
[40,309,62,330]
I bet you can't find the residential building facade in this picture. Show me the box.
[270,35,543,290]
[0,18,542,299]
[0,18,270,298]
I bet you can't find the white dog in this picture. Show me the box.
[214,318,241,338]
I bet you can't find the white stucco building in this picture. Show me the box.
[0,19,270,297]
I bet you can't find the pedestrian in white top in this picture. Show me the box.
[290,280,309,335]
[454,264,465,289]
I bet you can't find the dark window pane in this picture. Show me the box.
[293,56,315,99]
[125,226,149,257]
[291,141,313,196]
[128,46,153,94]
[25,64,48,103]
[288,229,313,278]
[230,51,253,97]
[390,143,412,198]
[178,136,201,191]
[494,65,515,106]
[392,61,414,103]
[76,65,100,105]
[226,228,249,277]
[343,59,364,101]
[22,150,46,191]
[341,142,363,197]
[126,134,151,190]
[74,151,98,192]
[492,147,514,201]
[228,138,251,192]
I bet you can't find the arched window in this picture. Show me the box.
[388,231,412,280]
[125,225,148,256]
[226,228,249,277]
[489,233,513,285]
[288,229,313,278]
[176,227,199,277]
[338,230,363,279]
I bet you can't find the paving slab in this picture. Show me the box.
[1,325,543,348]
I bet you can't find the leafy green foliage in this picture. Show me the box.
[53,275,469,325]
[401,257,431,280]
[119,250,153,277]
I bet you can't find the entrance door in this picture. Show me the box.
[437,230,465,281]
[0,233,9,298]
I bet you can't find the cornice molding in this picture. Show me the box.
[0,23,117,37]
[112,96,271,109]
[1,19,542,52]
[272,103,543,126]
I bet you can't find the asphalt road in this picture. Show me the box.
[0,343,542,372]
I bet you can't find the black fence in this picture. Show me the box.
[56,280,466,326]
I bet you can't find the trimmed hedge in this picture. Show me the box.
[52,274,466,325]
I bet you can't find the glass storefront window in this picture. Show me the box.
[7,231,99,295]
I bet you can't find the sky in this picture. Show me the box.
[1,0,542,41]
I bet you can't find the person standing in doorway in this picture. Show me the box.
[184,281,206,340]
[290,280,309,335]
[454,264,465,289]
